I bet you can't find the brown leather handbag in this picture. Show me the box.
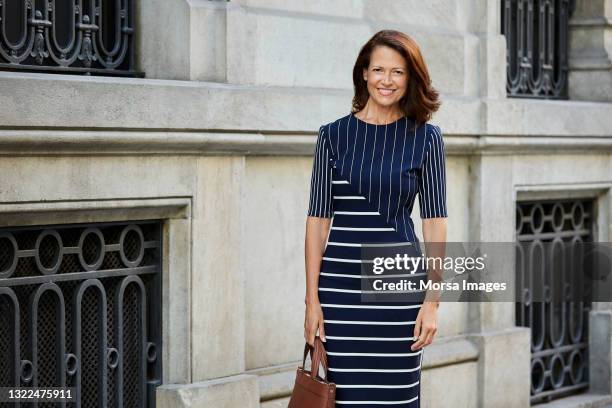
[288,336,336,408]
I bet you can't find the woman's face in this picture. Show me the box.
[362,45,408,109]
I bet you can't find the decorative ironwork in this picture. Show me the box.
[0,0,140,76]
[502,0,576,99]
[0,220,162,407]
[516,199,593,404]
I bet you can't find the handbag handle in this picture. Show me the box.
[301,337,329,380]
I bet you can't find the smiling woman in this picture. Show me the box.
[302,30,448,408]
[351,31,441,127]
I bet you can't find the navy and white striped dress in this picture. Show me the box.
[306,112,448,407]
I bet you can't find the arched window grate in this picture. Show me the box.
[515,199,593,404]
[0,220,162,407]
[502,0,576,99]
[0,0,139,76]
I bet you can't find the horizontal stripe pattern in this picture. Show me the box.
[336,380,420,389]
[321,303,422,309]
[320,272,426,279]
[336,395,419,405]
[330,367,421,373]
[324,319,417,326]
[319,287,425,295]
[326,336,416,341]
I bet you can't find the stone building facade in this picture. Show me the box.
[0,1,611,407]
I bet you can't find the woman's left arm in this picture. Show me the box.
[411,217,447,351]
[411,124,448,351]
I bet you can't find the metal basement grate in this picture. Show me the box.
[515,199,593,404]
[0,220,163,407]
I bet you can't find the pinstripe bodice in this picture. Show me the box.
[307,112,448,244]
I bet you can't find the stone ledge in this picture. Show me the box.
[156,374,260,408]
[532,393,612,408]
[0,197,192,227]
[484,98,612,137]
[2,72,611,139]
[0,71,476,134]
[247,361,298,401]
[1,129,612,156]
[569,57,612,70]
[261,396,291,408]
[569,16,612,28]
[421,334,479,368]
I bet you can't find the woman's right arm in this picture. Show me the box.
[303,124,333,346]
[304,216,331,346]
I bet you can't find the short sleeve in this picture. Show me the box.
[307,126,333,218]
[418,124,448,219]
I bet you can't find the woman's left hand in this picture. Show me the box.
[411,301,439,351]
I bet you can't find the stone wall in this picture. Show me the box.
[1,0,611,407]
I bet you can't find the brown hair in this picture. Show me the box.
[351,30,441,127]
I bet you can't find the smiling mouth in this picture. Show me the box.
[377,88,396,96]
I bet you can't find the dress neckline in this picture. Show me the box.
[350,111,405,126]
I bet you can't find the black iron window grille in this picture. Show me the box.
[0,220,162,407]
[0,0,140,76]
[502,0,576,99]
[515,199,593,404]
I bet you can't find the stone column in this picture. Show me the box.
[588,172,612,394]
[136,0,227,81]
[464,1,532,407]
[466,154,531,408]
[568,0,612,101]
[590,310,612,394]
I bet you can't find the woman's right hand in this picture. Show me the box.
[304,301,326,346]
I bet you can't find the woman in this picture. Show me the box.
[304,30,448,407]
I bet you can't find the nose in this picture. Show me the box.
[382,72,393,86]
